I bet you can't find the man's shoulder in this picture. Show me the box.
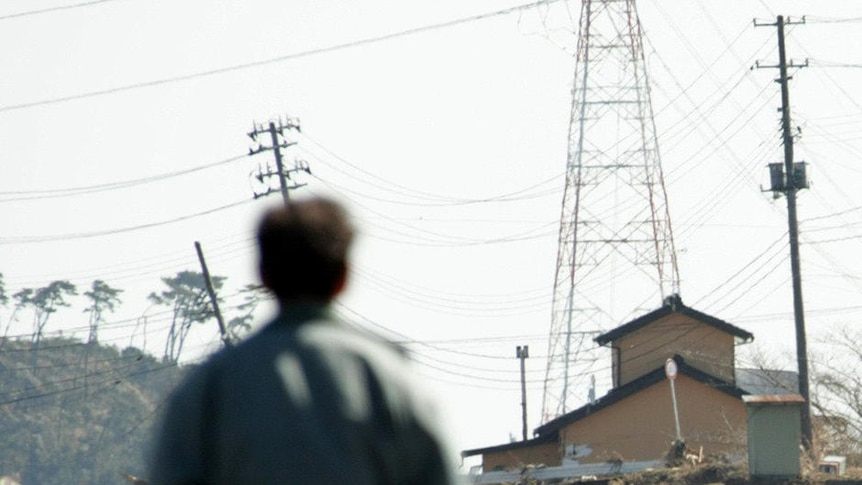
[212,314,403,364]
[296,320,406,360]
[180,314,411,402]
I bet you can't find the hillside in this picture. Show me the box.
[0,336,188,484]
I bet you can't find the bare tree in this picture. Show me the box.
[809,326,862,463]
[83,280,123,344]
[0,272,7,339]
[738,342,859,461]
[6,287,33,343]
[149,271,225,362]
[13,281,77,350]
[226,284,271,340]
[0,272,7,309]
[80,280,124,394]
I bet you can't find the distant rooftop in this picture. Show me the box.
[736,368,798,396]
[594,294,754,346]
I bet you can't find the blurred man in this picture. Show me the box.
[149,197,456,484]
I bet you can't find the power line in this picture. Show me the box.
[4,232,254,291]
[0,198,255,245]
[808,59,862,69]
[804,16,862,24]
[0,0,564,114]
[0,154,246,202]
[0,0,124,22]
[300,133,563,206]
[306,185,557,248]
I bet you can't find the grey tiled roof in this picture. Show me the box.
[736,368,799,395]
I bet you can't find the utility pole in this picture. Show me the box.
[248,116,310,206]
[755,15,812,450]
[517,345,530,441]
[195,241,232,348]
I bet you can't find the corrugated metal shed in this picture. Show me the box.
[743,394,804,478]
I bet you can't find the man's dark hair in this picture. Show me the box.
[256,197,354,301]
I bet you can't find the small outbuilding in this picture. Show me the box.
[744,394,805,479]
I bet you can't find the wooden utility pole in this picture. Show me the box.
[755,15,812,450]
[248,117,309,206]
[517,345,530,441]
[195,241,231,348]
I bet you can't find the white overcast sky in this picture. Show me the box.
[1,0,862,463]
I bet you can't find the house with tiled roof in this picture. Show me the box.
[463,295,794,479]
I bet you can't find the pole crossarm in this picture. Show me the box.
[247,115,308,206]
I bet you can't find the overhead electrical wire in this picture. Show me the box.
[692,233,788,311]
[781,37,862,300]
[306,184,557,248]
[793,40,862,209]
[356,268,551,310]
[334,304,547,388]
[0,0,566,114]
[530,26,781,278]
[638,14,787,249]
[0,353,146,401]
[0,198,256,244]
[336,304,549,364]
[0,2,796,328]
[0,0,123,21]
[711,258,790,317]
[310,170,560,212]
[0,154,246,202]
[0,348,141,373]
[0,357,167,412]
[356,274,551,319]
[805,16,862,25]
[1,3,856,404]
[729,273,795,322]
[355,263,552,303]
[661,72,776,180]
[0,123,568,352]
[805,233,862,245]
[0,356,182,410]
[809,59,862,69]
[652,0,778,133]
[4,232,256,292]
[649,23,755,123]
[300,133,564,206]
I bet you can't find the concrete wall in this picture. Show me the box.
[559,374,746,463]
[614,314,736,387]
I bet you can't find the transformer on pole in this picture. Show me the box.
[542,0,679,422]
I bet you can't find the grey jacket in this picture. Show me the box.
[149,304,456,484]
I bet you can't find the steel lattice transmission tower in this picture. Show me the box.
[541,0,680,422]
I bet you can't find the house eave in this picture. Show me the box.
[534,355,748,437]
[594,296,754,346]
[461,432,557,458]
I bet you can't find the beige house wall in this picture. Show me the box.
[614,315,736,387]
[559,374,746,464]
[481,442,561,472]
